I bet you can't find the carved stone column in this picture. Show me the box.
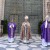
[43,0,50,21]
[0,0,5,20]
[0,0,5,36]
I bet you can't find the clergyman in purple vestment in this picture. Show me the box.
[8,22,16,42]
[41,19,50,46]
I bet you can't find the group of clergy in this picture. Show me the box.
[8,15,32,43]
[8,15,50,47]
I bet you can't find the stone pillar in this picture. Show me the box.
[0,0,5,20]
[0,0,5,36]
[43,0,45,21]
[43,0,49,21]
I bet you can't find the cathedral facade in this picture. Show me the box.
[0,0,50,35]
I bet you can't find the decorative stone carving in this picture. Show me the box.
[47,2,50,13]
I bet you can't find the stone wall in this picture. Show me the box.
[5,0,43,19]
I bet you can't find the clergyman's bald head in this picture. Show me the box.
[24,15,29,20]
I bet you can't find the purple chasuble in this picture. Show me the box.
[41,21,50,42]
[47,22,50,42]
[8,22,16,38]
